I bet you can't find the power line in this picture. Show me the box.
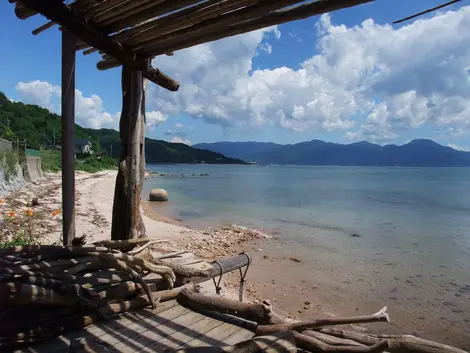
[393,0,463,24]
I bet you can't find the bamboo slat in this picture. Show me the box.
[93,0,160,24]
[101,0,205,34]
[122,0,261,46]
[141,0,373,58]
[31,0,107,35]
[134,0,297,51]
[77,0,221,52]
[84,0,125,18]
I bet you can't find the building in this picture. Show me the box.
[75,137,92,154]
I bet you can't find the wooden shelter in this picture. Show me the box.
[9,0,373,245]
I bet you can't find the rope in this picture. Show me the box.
[238,252,251,302]
[212,260,224,295]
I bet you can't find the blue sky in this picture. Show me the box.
[1,1,469,150]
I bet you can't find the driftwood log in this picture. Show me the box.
[0,243,179,349]
[176,284,467,353]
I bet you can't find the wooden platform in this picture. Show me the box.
[19,299,254,353]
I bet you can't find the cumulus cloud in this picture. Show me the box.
[175,122,184,128]
[170,136,191,145]
[16,80,121,129]
[147,6,470,143]
[16,80,61,111]
[448,143,470,152]
[146,111,167,129]
[164,129,187,138]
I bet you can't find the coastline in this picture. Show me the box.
[1,171,469,349]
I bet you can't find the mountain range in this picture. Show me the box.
[0,92,244,165]
[194,140,470,167]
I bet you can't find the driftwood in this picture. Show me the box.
[176,284,467,353]
[320,328,468,353]
[0,244,179,349]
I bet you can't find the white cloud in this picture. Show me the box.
[147,6,470,143]
[16,80,121,129]
[146,111,167,129]
[16,80,60,111]
[175,122,184,128]
[170,136,191,145]
[447,143,470,152]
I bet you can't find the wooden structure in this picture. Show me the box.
[9,0,373,244]
[19,298,255,353]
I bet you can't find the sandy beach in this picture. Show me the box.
[1,171,468,350]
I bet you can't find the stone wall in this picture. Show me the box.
[0,163,26,198]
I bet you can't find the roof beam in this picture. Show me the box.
[20,0,179,91]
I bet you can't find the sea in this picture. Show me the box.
[144,164,470,343]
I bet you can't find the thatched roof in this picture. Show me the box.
[11,0,372,90]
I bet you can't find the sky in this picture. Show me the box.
[0,0,469,150]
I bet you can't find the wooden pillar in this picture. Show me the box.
[111,65,146,240]
[61,30,76,246]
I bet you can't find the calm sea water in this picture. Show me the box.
[144,164,470,340]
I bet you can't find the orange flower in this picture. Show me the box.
[52,209,60,217]
[8,211,16,218]
[24,209,33,217]
[0,199,4,205]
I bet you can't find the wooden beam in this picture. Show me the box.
[111,65,147,240]
[20,0,179,91]
[61,30,76,247]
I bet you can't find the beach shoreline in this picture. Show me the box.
[1,171,468,349]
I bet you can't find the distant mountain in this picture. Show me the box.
[0,92,245,165]
[194,141,281,161]
[194,139,470,167]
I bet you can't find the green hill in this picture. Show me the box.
[0,92,245,165]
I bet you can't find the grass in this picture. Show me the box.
[41,149,62,172]
[41,149,117,173]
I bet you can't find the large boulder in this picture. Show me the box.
[149,188,168,202]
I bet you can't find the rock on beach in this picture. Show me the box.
[149,188,169,201]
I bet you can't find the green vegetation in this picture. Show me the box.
[0,91,246,165]
[0,150,19,182]
[41,149,117,173]
[0,234,30,248]
[40,149,61,172]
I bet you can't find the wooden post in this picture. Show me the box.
[61,30,76,246]
[111,65,146,240]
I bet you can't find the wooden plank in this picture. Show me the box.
[30,300,179,353]
[150,316,224,351]
[116,310,207,352]
[84,300,180,339]
[96,305,189,347]
[179,322,241,348]
[19,0,179,91]
[61,29,76,246]
[222,327,255,346]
